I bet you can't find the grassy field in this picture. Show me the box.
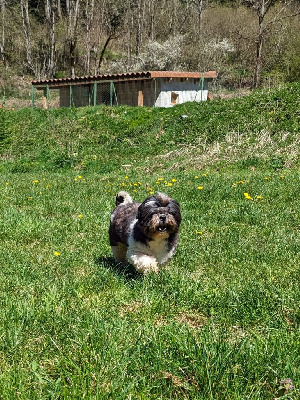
[0,83,299,399]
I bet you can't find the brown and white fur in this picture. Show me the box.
[109,191,181,274]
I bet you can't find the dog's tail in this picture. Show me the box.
[116,191,133,206]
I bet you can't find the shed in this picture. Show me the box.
[31,70,217,109]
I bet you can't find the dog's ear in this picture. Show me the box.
[168,200,182,225]
[137,196,157,220]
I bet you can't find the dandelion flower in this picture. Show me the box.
[197,186,203,190]
[78,214,83,219]
[244,192,253,200]
[256,195,262,199]
[32,179,39,183]
[172,179,177,183]
[54,251,61,256]
[197,231,203,235]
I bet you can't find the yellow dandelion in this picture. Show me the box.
[32,179,39,183]
[78,175,82,179]
[167,182,173,187]
[256,195,263,199]
[78,214,83,219]
[5,182,9,185]
[197,231,203,235]
[197,186,204,190]
[125,176,129,179]
[172,179,177,182]
[244,192,253,200]
[54,251,61,256]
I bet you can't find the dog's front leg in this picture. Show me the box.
[128,252,159,274]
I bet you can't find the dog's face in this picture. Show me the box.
[137,193,181,239]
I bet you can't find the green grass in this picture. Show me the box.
[0,83,299,399]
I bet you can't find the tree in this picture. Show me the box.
[97,1,125,73]
[20,0,34,73]
[84,0,94,75]
[0,0,5,65]
[45,0,57,78]
[66,0,80,78]
[242,0,298,88]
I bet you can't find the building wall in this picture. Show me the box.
[59,78,210,108]
[154,78,209,107]
[114,80,154,107]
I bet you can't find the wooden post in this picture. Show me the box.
[138,90,143,106]
[43,87,48,109]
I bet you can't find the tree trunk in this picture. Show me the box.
[45,0,56,78]
[66,0,80,78]
[84,0,94,75]
[20,0,34,73]
[0,0,5,65]
[98,34,116,73]
[254,11,264,88]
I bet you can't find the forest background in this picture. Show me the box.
[0,0,299,102]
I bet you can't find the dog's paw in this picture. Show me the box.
[129,254,159,274]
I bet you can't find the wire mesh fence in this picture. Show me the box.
[32,81,118,109]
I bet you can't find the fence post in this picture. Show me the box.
[69,84,73,107]
[201,73,204,101]
[153,78,157,107]
[94,81,97,106]
[110,81,114,106]
[31,85,35,108]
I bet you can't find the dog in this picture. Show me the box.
[109,191,181,274]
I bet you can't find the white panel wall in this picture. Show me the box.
[154,79,209,107]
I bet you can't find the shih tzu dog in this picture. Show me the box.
[109,191,181,274]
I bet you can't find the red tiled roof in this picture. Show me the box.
[32,71,217,88]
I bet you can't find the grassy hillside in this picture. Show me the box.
[0,83,299,399]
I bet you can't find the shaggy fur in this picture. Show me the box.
[109,191,181,274]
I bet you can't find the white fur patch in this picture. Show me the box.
[127,220,176,273]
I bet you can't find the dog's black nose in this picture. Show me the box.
[160,214,166,222]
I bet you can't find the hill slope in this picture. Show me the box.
[0,82,299,175]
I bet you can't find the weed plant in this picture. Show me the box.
[0,83,299,399]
